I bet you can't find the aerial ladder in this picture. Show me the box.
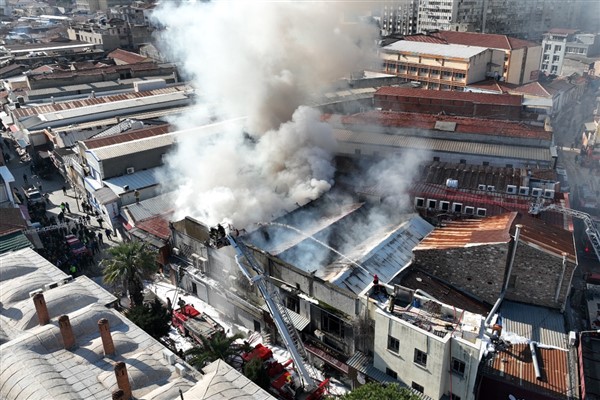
[529,201,600,263]
[226,233,320,394]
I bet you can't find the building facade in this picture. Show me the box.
[541,29,600,76]
[380,0,418,36]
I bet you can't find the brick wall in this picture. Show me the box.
[413,243,509,305]
[506,243,576,310]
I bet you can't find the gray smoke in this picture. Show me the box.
[151,1,378,228]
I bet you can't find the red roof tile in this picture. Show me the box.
[512,213,576,261]
[0,208,28,236]
[83,124,171,149]
[108,48,149,65]
[400,34,447,44]
[375,86,523,106]
[405,31,539,50]
[330,111,551,140]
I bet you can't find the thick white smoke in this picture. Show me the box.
[152,1,378,228]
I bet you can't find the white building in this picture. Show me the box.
[540,29,600,76]
[380,0,419,36]
[417,0,484,34]
[365,284,484,399]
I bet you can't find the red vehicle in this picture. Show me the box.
[242,344,329,400]
[65,234,91,256]
[171,303,224,344]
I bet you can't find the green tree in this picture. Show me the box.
[125,298,171,339]
[334,382,419,400]
[101,241,158,307]
[243,355,271,390]
[185,331,245,369]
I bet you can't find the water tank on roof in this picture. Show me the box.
[446,179,458,188]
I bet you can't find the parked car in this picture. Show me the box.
[65,234,91,256]
[22,184,44,204]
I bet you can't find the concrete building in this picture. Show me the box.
[417,0,485,33]
[540,29,600,76]
[68,18,152,51]
[364,282,484,400]
[379,0,418,36]
[404,31,542,85]
[75,0,133,13]
[412,212,577,311]
[379,40,499,90]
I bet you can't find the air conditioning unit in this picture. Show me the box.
[126,167,135,174]
[314,329,325,340]
[518,187,530,196]
[174,363,186,377]
[543,189,555,199]
[506,185,517,194]
[172,247,180,256]
[29,288,43,298]
[44,282,59,291]
[162,349,176,365]
[487,185,495,192]
[191,253,208,274]
[531,188,543,197]
[477,184,487,191]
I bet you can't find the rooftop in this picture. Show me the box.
[513,213,577,262]
[375,86,523,106]
[382,40,489,59]
[331,111,552,141]
[0,248,202,399]
[414,213,516,250]
[103,167,162,194]
[0,207,28,236]
[546,28,579,35]
[107,48,149,64]
[121,192,175,223]
[405,31,539,50]
[83,124,170,149]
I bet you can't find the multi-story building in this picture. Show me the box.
[68,19,152,51]
[404,31,542,85]
[540,29,600,76]
[417,0,484,33]
[75,0,133,13]
[379,0,418,36]
[379,40,500,90]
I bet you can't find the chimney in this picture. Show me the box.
[58,315,76,350]
[112,389,126,400]
[33,293,50,326]
[114,362,132,400]
[98,318,115,356]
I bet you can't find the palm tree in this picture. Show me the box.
[185,332,246,369]
[101,241,158,307]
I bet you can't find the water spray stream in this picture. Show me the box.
[259,222,375,277]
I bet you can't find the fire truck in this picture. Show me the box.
[221,230,330,400]
[171,303,224,345]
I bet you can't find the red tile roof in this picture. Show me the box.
[512,213,576,261]
[83,124,171,149]
[415,213,517,250]
[108,48,149,65]
[375,86,523,106]
[404,31,539,50]
[328,111,551,140]
[28,62,164,81]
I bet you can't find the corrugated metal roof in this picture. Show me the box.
[499,300,568,349]
[481,343,569,398]
[323,215,434,295]
[92,186,119,204]
[383,40,488,59]
[84,124,170,149]
[260,303,310,331]
[415,213,516,250]
[0,231,32,254]
[333,129,552,162]
[375,87,523,106]
[121,192,174,222]
[103,168,160,195]
[92,132,175,160]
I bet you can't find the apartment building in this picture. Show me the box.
[379,0,418,36]
[68,19,152,51]
[417,0,484,33]
[540,29,600,76]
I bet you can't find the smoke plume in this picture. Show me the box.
[152,1,378,228]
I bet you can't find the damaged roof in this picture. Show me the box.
[415,213,517,250]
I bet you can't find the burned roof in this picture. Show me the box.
[397,268,492,315]
[423,161,526,191]
[415,213,517,250]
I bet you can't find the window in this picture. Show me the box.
[386,368,398,379]
[286,296,299,313]
[544,44,551,51]
[476,208,487,217]
[321,313,344,338]
[387,335,400,353]
[551,65,558,74]
[414,349,427,367]
[465,206,474,215]
[452,357,466,376]
[553,55,560,63]
[411,382,424,393]
[415,197,425,208]
[554,45,562,52]
[542,63,549,71]
[543,54,549,61]
[452,203,463,213]
[427,199,437,209]
[440,201,450,211]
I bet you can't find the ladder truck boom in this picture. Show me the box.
[226,234,317,392]
[530,202,600,263]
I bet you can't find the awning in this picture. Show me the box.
[305,344,349,374]
[261,303,310,331]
